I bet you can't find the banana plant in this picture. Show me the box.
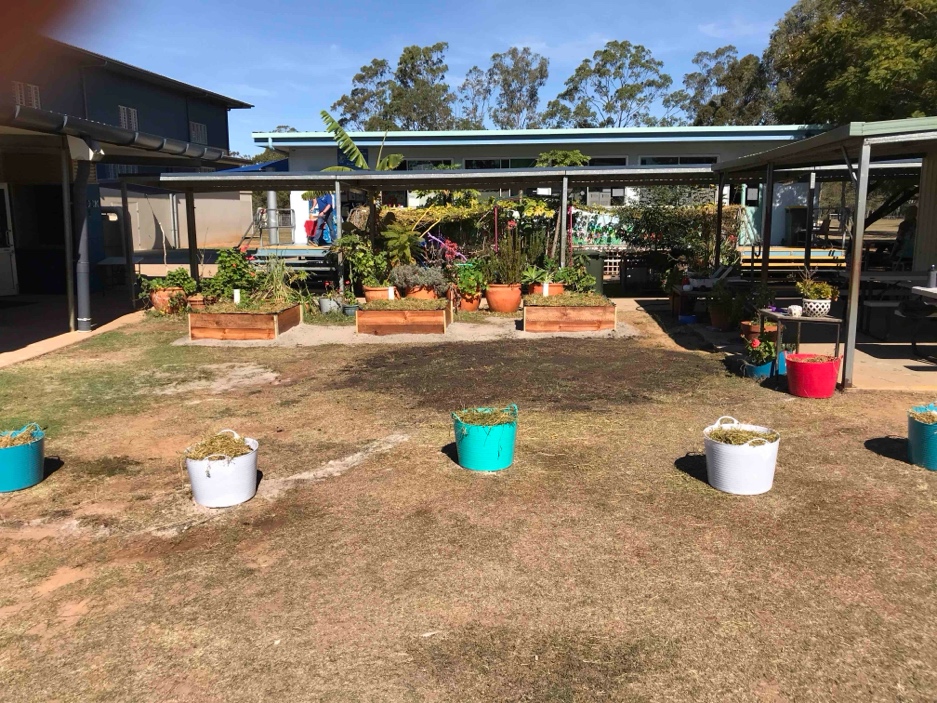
[320,111,403,171]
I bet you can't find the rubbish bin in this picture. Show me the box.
[580,250,605,295]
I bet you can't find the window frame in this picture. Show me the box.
[12,81,41,109]
[189,121,208,145]
[639,154,718,167]
[118,105,139,131]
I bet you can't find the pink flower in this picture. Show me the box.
[751,338,761,348]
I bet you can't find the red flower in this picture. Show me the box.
[507,219,517,229]
[750,338,761,348]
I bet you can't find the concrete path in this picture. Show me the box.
[0,311,145,369]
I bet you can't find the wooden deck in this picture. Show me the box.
[738,246,846,270]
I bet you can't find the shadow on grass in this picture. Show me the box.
[440,442,459,466]
[44,456,64,478]
[674,453,708,485]
[864,436,909,463]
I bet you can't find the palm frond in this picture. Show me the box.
[377,153,404,171]
[320,110,367,169]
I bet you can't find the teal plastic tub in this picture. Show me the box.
[909,404,937,471]
[452,405,518,472]
[0,424,45,493]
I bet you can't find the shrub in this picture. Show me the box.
[201,249,258,299]
[388,265,448,295]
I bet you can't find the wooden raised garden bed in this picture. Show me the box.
[189,303,302,340]
[522,297,616,333]
[356,301,454,336]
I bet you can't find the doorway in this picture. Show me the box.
[0,183,16,296]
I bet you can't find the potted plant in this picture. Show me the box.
[522,262,565,297]
[740,284,779,342]
[389,264,448,299]
[359,251,397,302]
[451,405,519,472]
[785,353,841,398]
[795,269,839,317]
[139,267,196,313]
[908,403,937,471]
[708,282,742,332]
[342,287,360,316]
[318,281,342,314]
[740,337,784,380]
[184,430,259,508]
[455,263,486,311]
[0,423,45,493]
[484,229,525,312]
[703,416,780,495]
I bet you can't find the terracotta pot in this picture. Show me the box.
[459,292,482,311]
[405,286,438,299]
[530,282,566,297]
[740,320,779,344]
[485,283,522,313]
[149,287,185,313]
[708,305,732,332]
[363,285,398,302]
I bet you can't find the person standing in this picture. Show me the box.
[309,192,335,246]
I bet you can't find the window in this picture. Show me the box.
[12,81,40,108]
[398,159,452,171]
[189,121,208,145]
[640,155,717,166]
[118,105,138,131]
[589,157,629,167]
[464,158,537,170]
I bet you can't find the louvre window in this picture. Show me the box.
[12,81,41,109]
[118,105,139,131]
[189,121,208,145]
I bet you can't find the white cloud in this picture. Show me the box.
[698,18,773,41]
[225,84,276,99]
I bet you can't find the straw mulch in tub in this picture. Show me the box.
[708,427,779,445]
[453,407,517,426]
[799,355,838,363]
[909,408,937,425]
[185,433,253,460]
[0,431,38,449]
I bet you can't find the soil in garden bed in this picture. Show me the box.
[361,299,449,311]
[196,301,299,314]
[523,293,612,307]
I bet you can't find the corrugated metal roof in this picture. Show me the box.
[714,117,937,176]
[253,124,826,149]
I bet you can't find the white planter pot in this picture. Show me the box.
[703,416,779,495]
[802,298,831,317]
[185,430,259,508]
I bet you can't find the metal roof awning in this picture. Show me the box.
[0,104,247,167]
[714,117,937,179]
[158,165,719,192]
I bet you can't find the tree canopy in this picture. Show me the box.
[679,46,773,126]
[766,0,937,123]
[543,41,677,128]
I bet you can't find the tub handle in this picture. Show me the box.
[714,416,739,426]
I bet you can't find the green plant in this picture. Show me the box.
[556,255,596,293]
[795,269,839,301]
[342,288,358,306]
[382,224,424,266]
[750,283,776,311]
[745,336,777,365]
[455,264,486,296]
[201,249,258,300]
[388,264,448,295]
[523,292,611,307]
[488,229,525,285]
[138,268,197,297]
[250,257,309,307]
[521,265,548,284]
[709,281,746,326]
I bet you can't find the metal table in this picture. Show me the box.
[757,308,843,357]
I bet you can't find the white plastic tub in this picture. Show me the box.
[185,430,259,508]
[703,416,779,495]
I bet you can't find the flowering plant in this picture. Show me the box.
[745,336,777,365]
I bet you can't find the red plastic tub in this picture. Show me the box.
[785,353,841,398]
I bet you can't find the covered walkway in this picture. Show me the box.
[715,117,937,388]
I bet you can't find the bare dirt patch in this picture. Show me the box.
[150,362,279,395]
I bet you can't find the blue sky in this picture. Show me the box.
[53,0,796,156]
